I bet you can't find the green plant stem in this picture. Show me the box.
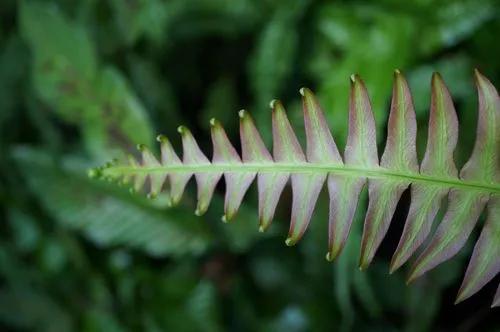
[102,163,500,194]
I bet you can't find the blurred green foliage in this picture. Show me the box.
[0,0,499,331]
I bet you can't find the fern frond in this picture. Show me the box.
[93,70,499,305]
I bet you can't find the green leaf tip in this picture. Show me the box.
[87,167,102,179]
[209,118,218,127]
[156,134,168,143]
[454,293,466,305]
[136,143,146,151]
[95,71,500,306]
[492,285,500,308]
[326,246,342,263]
[325,252,335,262]
[405,272,417,285]
[299,87,308,96]
[258,216,272,233]
[431,71,442,81]
[269,99,281,110]
[358,257,369,271]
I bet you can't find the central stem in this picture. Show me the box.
[101,163,500,194]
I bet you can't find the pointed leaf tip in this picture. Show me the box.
[271,99,287,116]
[359,257,369,271]
[431,71,442,82]
[239,109,272,163]
[454,294,465,305]
[302,85,341,166]
[260,216,273,232]
[382,70,418,171]
[156,134,168,143]
[196,202,209,216]
[87,168,101,179]
[325,252,336,262]
[272,100,305,162]
[492,284,500,307]
[326,247,341,262]
[345,74,378,166]
[269,99,279,109]
[473,68,482,79]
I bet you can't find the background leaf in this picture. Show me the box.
[13,147,210,257]
[1,0,499,330]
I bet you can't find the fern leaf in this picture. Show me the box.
[94,70,500,305]
[15,148,210,257]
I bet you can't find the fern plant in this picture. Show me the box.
[92,70,499,306]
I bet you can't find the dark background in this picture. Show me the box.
[0,0,499,331]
